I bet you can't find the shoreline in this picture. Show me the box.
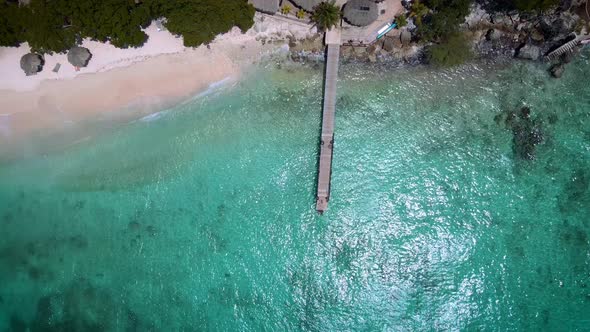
[0,14,316,158]
[1,6,586,159]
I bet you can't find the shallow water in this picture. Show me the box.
[0,55,589,331]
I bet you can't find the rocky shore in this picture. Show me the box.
[287,2,589,74]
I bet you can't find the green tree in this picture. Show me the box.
[417,0,471,42]
[410,1,429,26]
[65,0,150,48]
[21,0,77,54]
[158,0,255,47]
[311,0,340,31]
[281,4,292,15]
[296,8,306,19]
[0,0,256,52]
[0,2,25,47]
[395,13,408,27]
[427,32,472,67]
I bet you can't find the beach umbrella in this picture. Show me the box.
[343,0,379,26]
[20,53,44,76]
[67,46,92,68]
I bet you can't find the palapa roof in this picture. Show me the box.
[67,46,92,68]
[343,0,379,26]
[248,0,280,13]
[292,0,325,12]
[20,53,43,76]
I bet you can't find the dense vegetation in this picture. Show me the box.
[413,0,560,44]
[311,0,341,31]
[414,0,472,42]
[0,0,255,54]
[427,31,472,66]
[395,13,408,27]
[412,0,560,66]
[482,0,560,12]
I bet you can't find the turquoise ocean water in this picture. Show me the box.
[0,54,589,331]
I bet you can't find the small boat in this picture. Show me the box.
[377,22,397,40]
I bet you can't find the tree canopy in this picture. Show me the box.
[151,0,255,47]
[311,1,341,31]
[0,0,255,53]
[481,0,559,12]
[416,0,472,42]
[0,2,25,47]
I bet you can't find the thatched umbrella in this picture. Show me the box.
[343,0,379,26]
[67,46,92,68]
[292,0,324,12]
[20,53,44,76]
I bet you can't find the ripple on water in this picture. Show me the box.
[0,57,589,330]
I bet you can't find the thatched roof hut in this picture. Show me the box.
[248,0,280,13]
[343,0,379,26]
[67,46,92,68]
[20,53,43,76]
[292,0,324,12]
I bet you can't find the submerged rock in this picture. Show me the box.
[550,63,565,78]
[498,106,545,160]
[30,279,139,332]
[10,314,27,332]
[512,107,545,160]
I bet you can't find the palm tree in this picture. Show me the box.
[281,4,292,15]
[296,8,306,19]
[395,13,408,27]
[410,0,429,26]
[311,1,340,31]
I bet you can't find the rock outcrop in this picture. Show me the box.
[516,43,541,60]
[550,63,565,78]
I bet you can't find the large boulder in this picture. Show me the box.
[516,43,541,60]
[341,45,354,59]
[530,29,545,42]
[401,30,412,45]
[382,37,395,52]
[485,28,502,41]
[557,12,579,34]
[491,13,509,25]
[20,53,44,76]
[539,17,560,40]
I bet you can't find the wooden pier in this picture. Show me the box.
[316,35,341,213]
[545,33,590,61]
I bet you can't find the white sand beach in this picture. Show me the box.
[0,14,317,149]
